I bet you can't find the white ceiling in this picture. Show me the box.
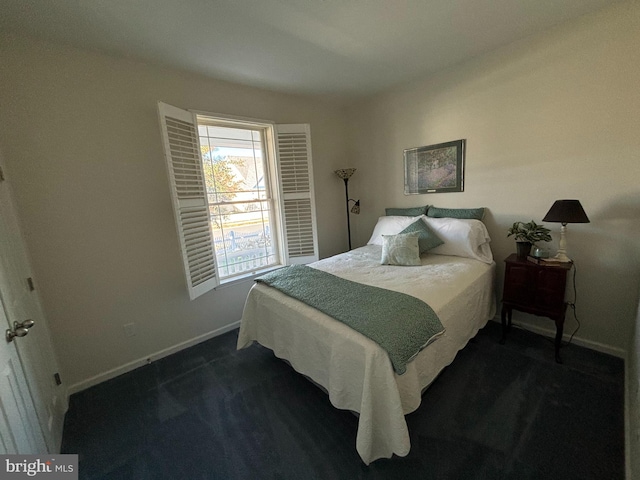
[0,0,621,97]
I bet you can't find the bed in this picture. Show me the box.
[237,214,496,464]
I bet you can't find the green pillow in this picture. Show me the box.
[380,232,421,266]
[385,206,429,216]
[427,206,485,220]
[400,219,444,253]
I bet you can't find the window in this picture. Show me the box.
[158,103,318,299]
[198,119,277,279]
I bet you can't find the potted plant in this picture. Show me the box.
[507,220,552,258]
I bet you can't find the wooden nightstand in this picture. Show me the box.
[500,253,573,363]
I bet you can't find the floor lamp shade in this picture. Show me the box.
[335,168,356,180]
[542,199,590,262]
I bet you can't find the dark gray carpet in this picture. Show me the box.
[61,321,624,479]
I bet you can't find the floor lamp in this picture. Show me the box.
[334,168,360,250]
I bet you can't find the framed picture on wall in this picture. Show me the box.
[404,139,465,194]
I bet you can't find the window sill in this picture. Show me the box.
[214,265,283,290]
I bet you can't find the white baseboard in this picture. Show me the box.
[488,316,626,358]
[66,320,241,395]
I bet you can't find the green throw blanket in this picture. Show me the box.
[256,265,444,375]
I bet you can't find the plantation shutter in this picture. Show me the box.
[158,102,218,299]
[275,124,319,265]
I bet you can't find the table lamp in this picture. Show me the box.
[542,199,590,262]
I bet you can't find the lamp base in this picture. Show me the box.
[548,252,572,263]
[551,224,572,263]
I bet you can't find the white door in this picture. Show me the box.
[0,295,47,454]
[0,155,65,453]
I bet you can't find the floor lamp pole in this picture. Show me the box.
[344,178,352,250]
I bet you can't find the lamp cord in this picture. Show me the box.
[563,263,581,347]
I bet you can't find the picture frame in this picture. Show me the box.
[404,139,465,195]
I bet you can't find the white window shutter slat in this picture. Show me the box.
[275,124,319,265]
[158,102,218,299]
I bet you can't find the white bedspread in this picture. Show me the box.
[237,245,496,464]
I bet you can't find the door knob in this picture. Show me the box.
[5,319,35,343]
[16,319,35,330]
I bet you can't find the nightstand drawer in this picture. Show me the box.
[502,264,533,305]
[534,268,567,313]
[501,254,572,318]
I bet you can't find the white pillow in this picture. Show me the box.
[423,217,494,264]
[367,215,424,246]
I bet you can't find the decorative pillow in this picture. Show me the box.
[380,233,421,266]
[385,206,429,217]
[367,215,423,245]
[427,206,485,220]
[400,218,444,254]
[423,217,493,264]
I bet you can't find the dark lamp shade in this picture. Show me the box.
[542,200,590,224]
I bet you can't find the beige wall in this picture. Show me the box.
[345,2,640,352]
[1,1,639,392]
[0,35,349,389]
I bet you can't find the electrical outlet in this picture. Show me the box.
[123,323,136,337]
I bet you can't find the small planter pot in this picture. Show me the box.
[516,241,532,259]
